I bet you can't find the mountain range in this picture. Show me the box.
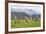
[11,9,40,19]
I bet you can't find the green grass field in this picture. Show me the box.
[11,19,41,28]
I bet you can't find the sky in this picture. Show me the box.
[11,5,41,13]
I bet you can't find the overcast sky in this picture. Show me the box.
[11,5,41,13]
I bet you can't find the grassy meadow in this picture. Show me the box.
[11,18,41,28]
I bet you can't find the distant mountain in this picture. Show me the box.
[11,8,40,16]
[11,12,30,19]
[23,9,40,16]
[23,9,40,18]
[11,9,40,19]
